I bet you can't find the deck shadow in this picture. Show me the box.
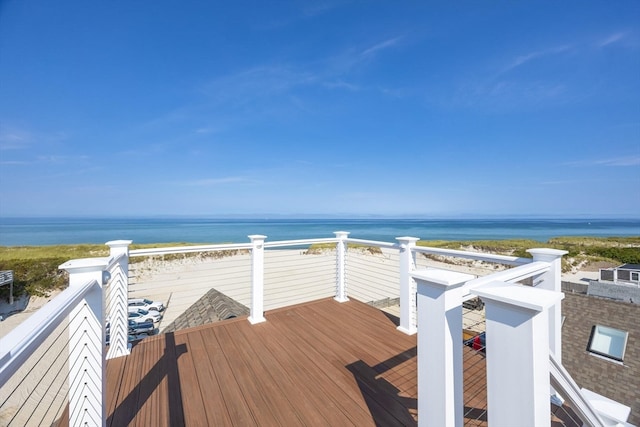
[346,346,418,427]
[380,309,401,327]
[107,333,187,427]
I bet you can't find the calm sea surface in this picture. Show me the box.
[0,217,639,246]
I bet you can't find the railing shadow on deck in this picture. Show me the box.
[346,347,418,427]
[379,310,401,327]
[107,333,187,427]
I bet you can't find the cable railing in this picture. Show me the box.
[0,278,99,426]
[0,234,629,427]
[0,313,72,426]
[263,247,336,311]
[462,308,488,426]
[346,246,401,306]
[129,245,253,331]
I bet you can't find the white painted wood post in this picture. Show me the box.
[105,240,132,360]
[473,282,564,427]
[413,269,474,427]
[248,235,267,324]
[528,248,567,362]
[397,237,419,335]
[334,231,350,303]
[60,257,109,427]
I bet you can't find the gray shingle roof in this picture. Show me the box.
[561,292,640,425]
[162,288,249,333]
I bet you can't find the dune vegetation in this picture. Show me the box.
[417,236,640,272]
[1,237,638,300]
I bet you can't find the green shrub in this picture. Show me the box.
[0,258,68,300]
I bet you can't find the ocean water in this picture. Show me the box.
[0,217,639,246]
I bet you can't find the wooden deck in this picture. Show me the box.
[52,297,588,426]
[104,298,426,426]
[80,298,492,427]
[52,296,588,426]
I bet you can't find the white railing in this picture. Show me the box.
[105,241,132,360]
[0,257,109,427]
[549,352,606,427]
[0,233,628,427]
[410,245,620,427]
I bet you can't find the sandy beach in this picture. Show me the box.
[0,247,604,337]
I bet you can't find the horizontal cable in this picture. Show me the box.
[2,313,75,426]
[130,243,252,257]
[0,280,98,387]
[264,238,337,248]
[345,238,401,250]
[413,246,528,266]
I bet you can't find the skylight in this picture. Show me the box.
[587,325,629,362]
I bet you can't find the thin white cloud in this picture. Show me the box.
[564,155,640,167]
[540,178,603,185]
[194,127,215,134]
[502,44,573,73]
[323,80,360,91]
[36,154,90,164]
[0,154,89,167]
[0,127,31,150]
[0,125,69,152]
[202,65,318,105]
[322,35,405,79]
[302,1,343,17]
[454,80,568,110]
[596,32,626,48]
[0,160,31,165]
[184,177,253,186]
[360,36,402,57]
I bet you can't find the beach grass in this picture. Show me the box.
[0,237,638,299]
[0,242,215,261]
[418,237,640,272]
[0,242,220,298]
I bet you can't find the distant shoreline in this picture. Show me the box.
[1,217,639,246]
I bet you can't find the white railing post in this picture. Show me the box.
[334,231,350,303]
[528,248,567,362]
[248,235,267,324]
[59,257,109,427]
[105,240,132,360]
[413,269,474,427]
[396,237,419,335]
[473,282,564,427]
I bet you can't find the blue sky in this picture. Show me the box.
[0,1,638,218]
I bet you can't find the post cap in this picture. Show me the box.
[106,240,133,248]
[59,257,109,273]
[396,236,420,243]
[472,281,564,312]
[527,248,568,259]
[412,268,475,289]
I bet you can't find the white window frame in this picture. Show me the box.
[587,325,629,362]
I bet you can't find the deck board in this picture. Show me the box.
[62,298,499,426]
[172,330,203,427]
[267,303,381,423]
[198,327,255,425]
[229,318,330,425]
[50,297,588,427]
[183,330,232,426]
